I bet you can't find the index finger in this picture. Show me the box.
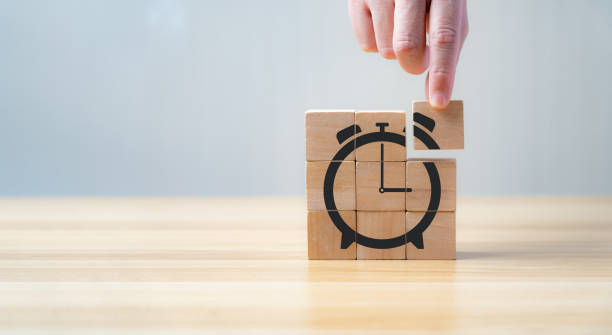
[427,0,464,109]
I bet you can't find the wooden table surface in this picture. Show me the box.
[0,197,611,334]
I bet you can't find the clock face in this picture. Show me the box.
[324,124,441,250]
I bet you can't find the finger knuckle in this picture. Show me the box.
[430,25,459,49]
[366,0,393,12]
[393,37,421,55]
[429,66,452,79]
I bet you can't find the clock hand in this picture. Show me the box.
[380,142,413,193]
[383,187,413,192]
[379,143,384,193]
[377,135,412,193]
[378,143,412,193]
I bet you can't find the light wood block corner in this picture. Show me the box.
[308,210,356,260]
[306,161,355,211]
[305,110,356,161]
[406,211,455,260]
[412,100,464,150]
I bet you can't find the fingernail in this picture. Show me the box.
[430,92,446,108]
[361,45,377,53]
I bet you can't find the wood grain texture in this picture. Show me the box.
[356,161,405,211]
[357,211,406,260]
[0,197,611,333]
[308,211,356,260]
[305,110,355,161]
[406,158,456,211]
[406,211,455,259]
[306,161,355,211]
[355,110,406,161]
[413,100,464,150]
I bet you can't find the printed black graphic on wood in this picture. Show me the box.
[324,114,441,250]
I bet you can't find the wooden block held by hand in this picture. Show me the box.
[357,211,406,260]
[355,110,406,161]
[406,159,456,212]
[406,211,455,260]
[356,161,406,211]
[412,100,464,150]
[308,210,356,260]
[306,161,355,211]
[306,110,356,161]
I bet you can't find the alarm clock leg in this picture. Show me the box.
[406,211,456,260]
[307,211,356,260]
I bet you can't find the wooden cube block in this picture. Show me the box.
[355,110,406,161]
[412,100,464,150]
[308,210,356,260]
[306,161,355,211]
[406,211,455,259]
[306,110,356,161]
[357,211,406,259]
[356,161,405,211]
[406,159,456,212]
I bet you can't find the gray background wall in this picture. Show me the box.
[1,0,611,196]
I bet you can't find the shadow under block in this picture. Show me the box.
[355,110,406,161]
[357,211,406,259]
[413,100,464,150]
[306,161,355,211]
[306,110,356,161]
[356,161,405,211]
[406,211,455,259]
[406,159,456,212]
[308,211,356,260]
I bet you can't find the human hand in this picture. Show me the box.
[348,0,468,109]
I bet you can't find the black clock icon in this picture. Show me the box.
[323,113,442,250]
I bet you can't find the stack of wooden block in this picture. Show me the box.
[306,101,464,260]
